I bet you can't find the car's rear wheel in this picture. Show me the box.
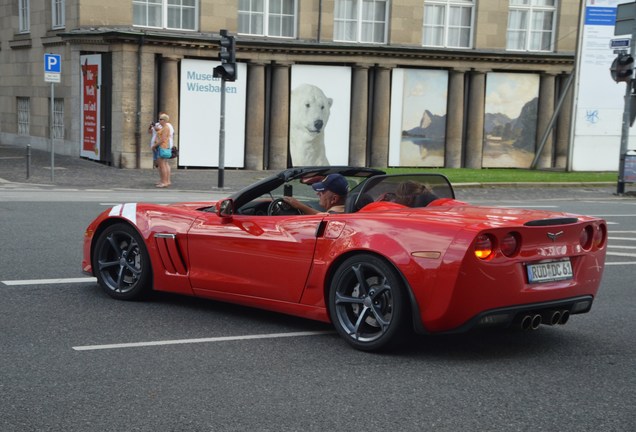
[329,254,409,351]
[92,223,151,300]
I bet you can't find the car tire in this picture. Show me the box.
[92,223,152,300]
[329,253,409,351]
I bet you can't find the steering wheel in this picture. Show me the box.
[268,198,302,216]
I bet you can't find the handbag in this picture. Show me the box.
[158,147,172,159]
[170,146,179,159]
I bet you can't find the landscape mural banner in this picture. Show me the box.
[389,68,448,167]
[483,72,539,168]
[289,64,351,167]
[80,54,101,160]
[179,59,247,168]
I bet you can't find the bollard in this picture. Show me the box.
[26,144,31,179]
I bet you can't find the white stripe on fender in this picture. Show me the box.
[122,203,137,225]
[108,204,122,216]
[107,203,137,225]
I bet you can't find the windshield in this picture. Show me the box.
[231,171,454,215]
[237,174,371,215]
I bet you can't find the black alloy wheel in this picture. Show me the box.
[329,253,409,351]
[92,223,151,300]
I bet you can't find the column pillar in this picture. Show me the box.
[246,62,266,170]
[465,69,486,169]
[370,65,392,167]
[160,56,180,147]
[536,72,556,169]
[268,62,291,170]
[555,73,573,169]
[350,64,370,166]
[445,68,467,168]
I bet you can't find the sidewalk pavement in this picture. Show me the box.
[0,144,629,200]
[0,144,273,192]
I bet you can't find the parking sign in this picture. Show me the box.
[44,53,61,83]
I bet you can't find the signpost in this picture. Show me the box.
[613,2,636,194]
[44,54,61,182]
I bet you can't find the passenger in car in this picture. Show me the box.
[395,180,438,207]
[284,173,349,214]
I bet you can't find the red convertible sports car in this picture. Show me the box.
[82,167,607,351]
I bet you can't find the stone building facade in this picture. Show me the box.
[0,0,581,170]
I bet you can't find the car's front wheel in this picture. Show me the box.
[92,223,152,300]
[329,254,409,351]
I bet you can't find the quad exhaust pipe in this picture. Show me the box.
[520,314,542,330]
[519,310,570,330]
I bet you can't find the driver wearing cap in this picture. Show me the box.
[283,173,349,214]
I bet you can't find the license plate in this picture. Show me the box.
[526,259,573,283]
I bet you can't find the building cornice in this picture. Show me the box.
[58,28,574,68]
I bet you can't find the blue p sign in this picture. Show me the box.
[44,54,61,73]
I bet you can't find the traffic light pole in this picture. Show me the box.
[618,73,632,194]
[218,77,226,189]
[213,29,236,189]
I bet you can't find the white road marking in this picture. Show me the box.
[2,277,96,286]
[495,205,559,208]
[72,331,334,351]
[606,261,636,266]
[594,214,636,217]
[606,251,636,258]
[608,245,636,249]
[608,237,636,241]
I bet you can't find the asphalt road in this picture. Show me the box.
[0,188,635,431]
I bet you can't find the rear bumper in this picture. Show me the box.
[414,295,594,335]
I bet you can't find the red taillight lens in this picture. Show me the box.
[580,225,594,250]
[594,224,607,248]
[474,234,495,260]
[501,232,520,257]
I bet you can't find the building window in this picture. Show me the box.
[507,0,556,52]
[238,0,297,38]
[17,97,30,136]
[19,0,30,33]
[334,0,388,44]
[53,98,65,140]
[133,0,198,31]
[422,0,474,48]
[52,0,65,29]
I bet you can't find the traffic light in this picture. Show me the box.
[213,29,236,82]
[610,53,634,83]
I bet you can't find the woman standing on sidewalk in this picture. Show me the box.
[152,113,173,188]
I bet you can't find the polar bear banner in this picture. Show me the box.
[289,84,333,166]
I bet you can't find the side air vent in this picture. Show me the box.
[154,233,187,275]
[524,217,578,227]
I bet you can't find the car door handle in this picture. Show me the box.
[315,220,327,238]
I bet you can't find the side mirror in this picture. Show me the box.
[216,198,234,218]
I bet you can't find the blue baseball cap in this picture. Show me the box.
[312,173,349,196]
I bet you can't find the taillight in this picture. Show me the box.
[501,232,520,257]
[580,225,594,250]
[474,234,495,260]
[594,223,607,248]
